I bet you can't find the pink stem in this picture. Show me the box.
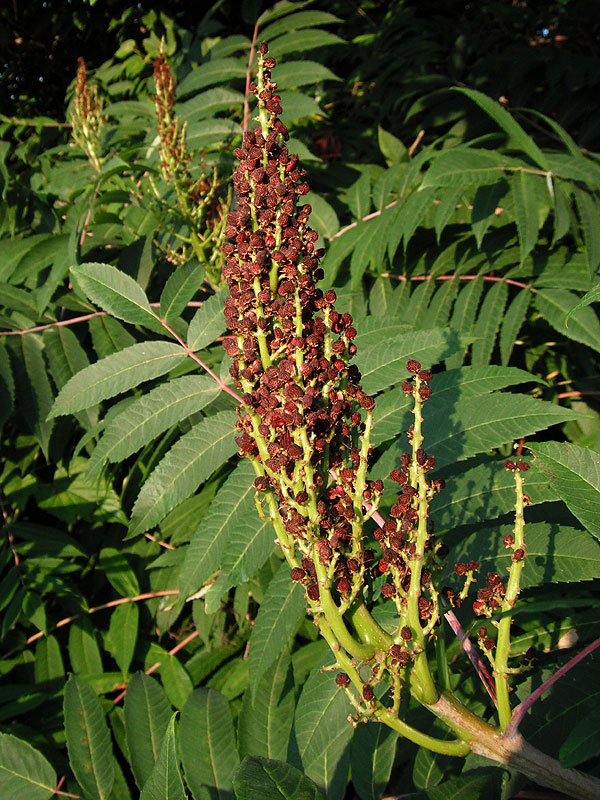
[504,636,600,738]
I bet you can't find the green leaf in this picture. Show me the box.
[186,119,242,150]
[239,648,296,762]
[356,327,468,395]
[512,171,542,264]
[377,125,406,164]
[34,635,65,683]
[233,756,326,800]
[471,181,508,248]
[499,288,530,365]
[71,263,162,332]
[177,88,244,124]
[434,186,463,242]
[449,522,600,588]
[452,87,549,169]
[129,410,237,536]
[351,723,398,800]
[565,281,600,324]
[203,512,273,613]
[139,715,186,800]
[294,660,354,800]
[426,772,492,800]
[247,561,306,693]
[187,291,226,351]
[87,376,219,475]
[305,193,339,241]
[106,603,139,675]
[0,733,56,800]
[124,672,172,789]
[272,60,340,90]
[574,186,600,272]
[425,394,578,470]
[177,58,246,96]
[49,341,186,418]
[159,262,206,324]
[99,548,140,597]
[179,688,239,800]
[376,394,577,478]
[471,279,508,365]
[181,460,255,598]
[422,148,509,188]
[260,10,341,41]
[535,288,600,353]
[279,90,322,124]
[529,442,600,540]
[559,710,600,767]
[430,459,557,529]
[268,29,345,58]
[68,618,103,675]
[18,334,55,457]
[64,674,115,800]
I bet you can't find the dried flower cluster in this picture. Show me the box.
[152,47,229,282]
[222,42,380,609]
[70,57,105,172]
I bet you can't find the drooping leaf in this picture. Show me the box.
[574,186,600,272]
[17,334,55,457]
[529,442,600,540]
[0,733,56,800]
[64,674,115,800]
[535,287,600,353]
[68,617,103,675]
[512,170,542,264]
[124,672,172,790]
[128,409,237,536]
[106,602,139,675]
[233,756,326,800]
[452,87,549,169]
[565,281,600,324]
[351,723,398,800]
[499,288,530,365]
[49,341,186,418]
[471,279,508,365]
[293,660,354,800]
[99,548,140,597]
[179,688,239,800]
[238,648,296,762]
[71,262,162,332]
[139,715,186,800]
[247,561,306,694]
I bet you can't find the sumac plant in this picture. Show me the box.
[2,6,600,800]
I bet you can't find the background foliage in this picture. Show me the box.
[1,1,600,798]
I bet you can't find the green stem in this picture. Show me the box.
[495,468,526,730]
[318,619,469,756]
[406,385,439,705]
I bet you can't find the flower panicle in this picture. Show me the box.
[71,57,105,172]
[222,41,377,599]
